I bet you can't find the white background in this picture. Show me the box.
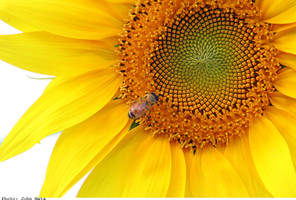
[0,20,85,198]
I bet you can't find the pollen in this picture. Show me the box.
[118,0,280,149]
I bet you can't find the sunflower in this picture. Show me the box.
[1,0,296,197]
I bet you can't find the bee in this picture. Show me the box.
[128,93,159,119]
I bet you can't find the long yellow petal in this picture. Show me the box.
[265,107,296,170]
[77,127,152,197]
[223,136,271,197]
[0,0,122,40]
[183,150,195,197]
[122,137,171,197]
[166,143,186,197]
[0,12,39,32]
[0,32,117,76]
[0,69,121,161]
[107,0,136,4]
[274,68,296,98]
[40,100,129,197]
[259,0,296,24]
[249,116,296,197]
[273,23,296,33]
[270,92,296,117]
[105,1,134,23]
[78,128,172,197]
[257,0,284,19]
[278,52,296,71]
[273,28,296,55]
[190,147,248,197]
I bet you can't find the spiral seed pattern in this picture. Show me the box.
[151,7,257,117]
[119,0,280,149]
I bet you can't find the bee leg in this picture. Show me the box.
[129,119,140,131]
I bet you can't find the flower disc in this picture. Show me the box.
[119,0,280,149]
[153,6,257,115]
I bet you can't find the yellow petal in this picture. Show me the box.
[274,68,296,98]
[0,1,133,33]
[0,0,122,40]
[190,147,248,197]
[183,150,195,197]
[0,32,117,76]
[105,1,134,23]
[122,137,171,197]
[0,69,121,161]
[223,136,271,197]
[257,0,283,19]
[167,143,186,197]
[273,27,296,55]
[0,11,39,32]
[78,128,172,197]
[270,92,296,117]
[265,107,296,170]
[278,52,296,71]
[40,100,129,197]
[249,116,296,197]
[107,0,136,4]
[273,23,296,33]
[259,0,296,24]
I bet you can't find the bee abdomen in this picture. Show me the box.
[128,110,136,119]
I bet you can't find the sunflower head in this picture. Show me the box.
[119,0,280,149]
[1,0,296,197]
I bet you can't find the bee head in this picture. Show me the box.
[151,92,159,102]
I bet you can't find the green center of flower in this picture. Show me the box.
[151,7,256,116]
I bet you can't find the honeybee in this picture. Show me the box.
[128,93,159,119]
